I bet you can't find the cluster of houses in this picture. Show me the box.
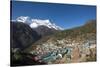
[29,38,96,64]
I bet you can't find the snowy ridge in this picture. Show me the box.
[15,16,63,30]
[16,16,31,24]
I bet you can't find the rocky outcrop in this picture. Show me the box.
[33,25,59,36]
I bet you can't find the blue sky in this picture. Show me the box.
[11,1,96,29]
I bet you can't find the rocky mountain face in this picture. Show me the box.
[10,22,41,50]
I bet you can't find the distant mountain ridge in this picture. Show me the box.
[53,20,96,40]
[15,16,63,30]
[12,16,63,36]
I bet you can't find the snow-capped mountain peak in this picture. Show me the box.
[16,16,31,24]
[31,19,53,29]
[15,16,63,30]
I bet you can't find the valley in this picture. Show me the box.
[11,18,96,66]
